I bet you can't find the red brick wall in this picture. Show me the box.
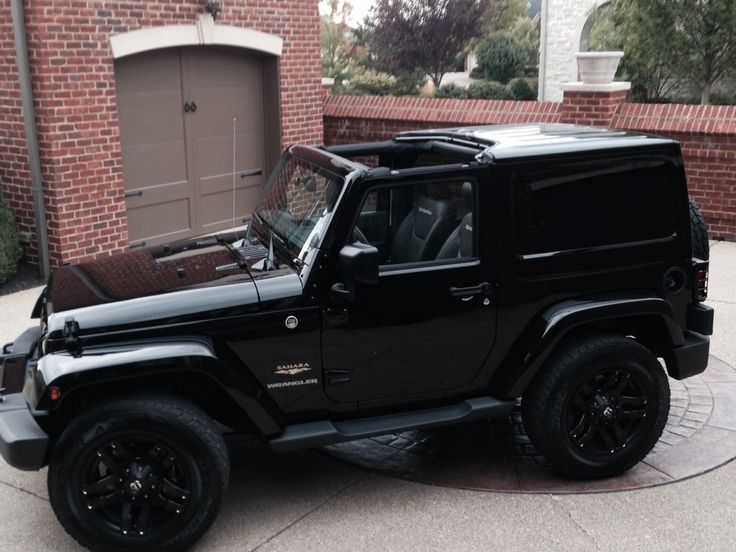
[324,94,562,144]
[560,90,628,126]
[614,103,736,240]
[0,0,322,267]
[0,1,34,262]
[324,93,736,241]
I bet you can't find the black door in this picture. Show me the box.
[321,169,497,406]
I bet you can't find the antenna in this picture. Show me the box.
[232,116,237,240]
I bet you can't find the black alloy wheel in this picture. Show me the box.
[77,433,196,539]
[49,395,229,552]
[522,334,670,479]
[563,368,650,455]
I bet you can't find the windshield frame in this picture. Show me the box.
[247,148,363,277]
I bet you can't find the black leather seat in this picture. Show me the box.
[437,212,473,259]
[390,196,456,263]
[437,181,474,259]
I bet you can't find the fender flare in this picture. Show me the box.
[29,339,280,435]
[493,294,684,397]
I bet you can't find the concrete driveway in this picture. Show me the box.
[1,241,735,551]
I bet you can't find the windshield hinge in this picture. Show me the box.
[63,317,81,353]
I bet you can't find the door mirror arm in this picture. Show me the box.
[330,282,354,304]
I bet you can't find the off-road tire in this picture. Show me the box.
[689,196,709,260]
[522,334,669,479]
[48,395,229,552]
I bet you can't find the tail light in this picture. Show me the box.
[693,260,709,302]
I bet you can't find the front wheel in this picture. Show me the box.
[48,395,229,552]
[522,335,670,479]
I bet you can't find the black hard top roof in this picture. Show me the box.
[394,124,677,160]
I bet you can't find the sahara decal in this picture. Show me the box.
[275,362,312,376]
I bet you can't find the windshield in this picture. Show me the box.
[248,153,344,265]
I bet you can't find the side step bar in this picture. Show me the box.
[269,396,515,452]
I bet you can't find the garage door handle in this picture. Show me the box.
[241,169,263,178]
[190,101,197,112]
[124,190,143,198]
[184,101,196,113]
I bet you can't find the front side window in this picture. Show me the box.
[352,179,475,266]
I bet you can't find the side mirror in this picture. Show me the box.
[331,243,379,303]
[303,175,317,192]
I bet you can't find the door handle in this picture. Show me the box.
[241,169,263,178]
[449,282,492,298]
[184,102,190,113]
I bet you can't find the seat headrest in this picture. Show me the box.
[415,196,455,240]
[462,181,474,211]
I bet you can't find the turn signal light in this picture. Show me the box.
[48,386,62,401]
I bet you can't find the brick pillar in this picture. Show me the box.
[560,83,631,127]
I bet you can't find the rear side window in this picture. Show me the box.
[514,160,678,255]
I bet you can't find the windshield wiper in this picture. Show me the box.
[214,236,252,275]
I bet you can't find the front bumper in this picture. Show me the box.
[0,393,48,470]
[0,326,48,470]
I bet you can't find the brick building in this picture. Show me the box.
[0,0,322,270]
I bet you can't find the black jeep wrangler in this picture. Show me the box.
[0,124,714,551]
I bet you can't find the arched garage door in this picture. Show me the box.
[114,46,280,248]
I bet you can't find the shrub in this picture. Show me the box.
[468,80,514,100]
[710,92,736,106]
[469,66,484,80]
[344,67,395,96]
[434,83,467,98]
[390,69,427,96]
[475,32,525,84]
[0,191,21,285]
[508,77,536,101]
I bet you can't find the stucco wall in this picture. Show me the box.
[539,0,609,101]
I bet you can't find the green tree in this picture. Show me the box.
[509,16,540,70]
[481,0,528,33]
[320,0,355,89]
[592,0,736,104]
[366,0,487,88]
[475,32,526,84]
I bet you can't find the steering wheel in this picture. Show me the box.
[352,226,369,244]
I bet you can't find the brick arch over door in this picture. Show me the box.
[114,45,280,248]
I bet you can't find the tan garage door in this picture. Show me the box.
[115,46,280,248]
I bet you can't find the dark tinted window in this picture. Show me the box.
[514,160,678,255]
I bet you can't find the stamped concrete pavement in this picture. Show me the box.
[0,241,734,551]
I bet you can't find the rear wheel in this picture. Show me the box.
[522,335,669,478]
[48,395,229,552]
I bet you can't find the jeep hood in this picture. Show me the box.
[43,238,304,345]
[48,242,251,313]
